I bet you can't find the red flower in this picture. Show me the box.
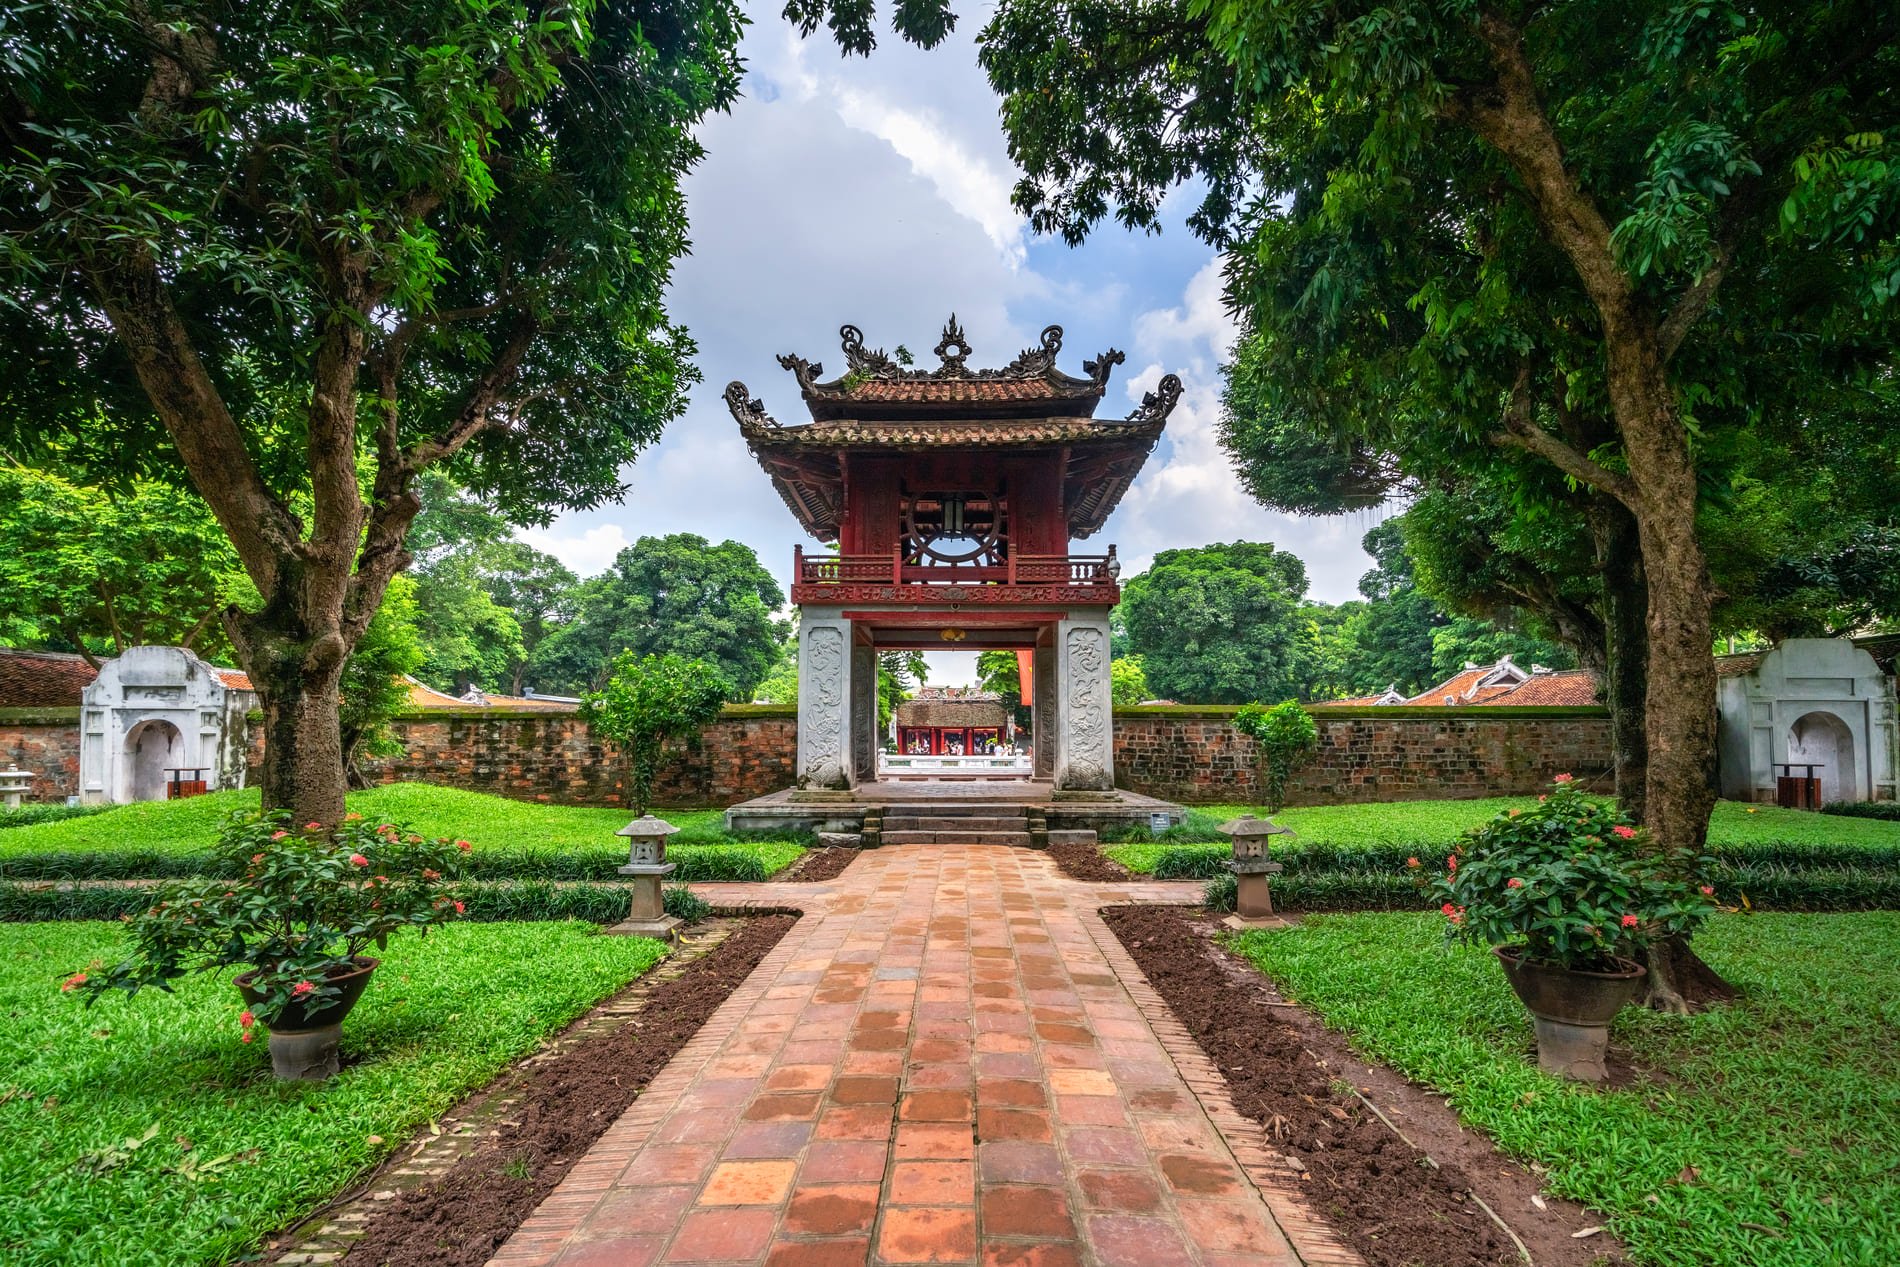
[61,971,88,992]
[241,1031,254,1044]
[422,868,441,880]
[456,839,471,852]
[1538,795,1547,803]
[346,811,363,821]
[1554,773,1574,784]
[453,901,465,914]
[1506,878,1524,889]
[349,853,369,867]
[1507,809,1520,818]
[292,980,315,997]
[1441,902,1457,916]
[240,1010,255,1029]
[1447,855,1457,871]
[1699,884,1715,897]
[1405,857,1420,869]
[304,821,322,831]
[252,853,265,864]
[1611,825,1637,839]
[270,831,288,841]
[1620,914,1639,928]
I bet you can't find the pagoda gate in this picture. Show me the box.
[727,316,1180,792]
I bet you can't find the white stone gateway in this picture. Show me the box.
[1716,638,1898,805]
[79,646,258,804]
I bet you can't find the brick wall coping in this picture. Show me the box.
[378,701,798,722]
[1114,703,1610,720]
[0,707,81,724]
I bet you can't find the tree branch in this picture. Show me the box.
[1487,365,1636,502]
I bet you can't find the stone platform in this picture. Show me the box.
[725,781,1185,840]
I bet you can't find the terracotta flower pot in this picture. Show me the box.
[234,956,379,1081]
[1494,947,1645,1083]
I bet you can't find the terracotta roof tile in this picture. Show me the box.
[216,669,254,691]
[1484,671,1599,706]
[0,649,98,708]
[849,379,1062,403]
[752,417,1161,448]
[1318,693,1388,707]
[1405,667,1491,705]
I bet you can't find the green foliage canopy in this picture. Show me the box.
[582,652,731,815]
[1118,542,1312,705]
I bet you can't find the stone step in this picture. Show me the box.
[881,815,1030,833]
[1046,829,1098,847]
[881,830,1035,847]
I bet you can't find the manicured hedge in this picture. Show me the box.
[1824,801,1900,822]
[0,804,110,830]
[0,842,796,884]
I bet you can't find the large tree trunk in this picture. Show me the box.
[230,604,353,826]
[1594,501,1649,824]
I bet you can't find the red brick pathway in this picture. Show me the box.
[490,846,1360,1267]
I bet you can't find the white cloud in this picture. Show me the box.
[1134,256,1237,361]
[518,523,631,577]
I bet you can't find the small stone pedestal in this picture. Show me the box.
[0,769,33,810]
[605,815,683,942]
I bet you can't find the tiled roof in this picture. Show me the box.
[849,379,1061,403]
[748,416,1164,448]
[897,698,1011,728]
[1484,671,1599,706]
[1714,651,1766,678]
[1404,666,1492,705]
[402,678,579,710]
[1318,693,1389,707]
[911,687,1003,703]
[0,649,98,707]
[217,669,254,691]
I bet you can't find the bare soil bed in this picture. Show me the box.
[781,845,858,882]
[1048,837,1131,881]
[325,914,796,1267]
[1102,904,1625,1267]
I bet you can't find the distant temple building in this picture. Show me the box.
[1324,656,1601,708]
[895,687,1014,756]
[728,316,1178,790]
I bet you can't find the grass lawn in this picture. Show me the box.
[1107,797,1900,872]
[1,920,668,1266]
[0,785,803,881]
[1229,912,1900,1266]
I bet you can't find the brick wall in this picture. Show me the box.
[350,707,798,808]
[1112,706,1614,804]
[0,708,82,800]
[5,702,1611,809]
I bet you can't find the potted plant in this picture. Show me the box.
[69,811,467,1080]
[1413,776,1717,1082]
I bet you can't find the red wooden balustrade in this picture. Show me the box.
[794,545,1117,587]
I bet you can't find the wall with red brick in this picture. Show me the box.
[0,708,83,801]
[1112,706,1614,804]
[350,706,798,808]
[5,702,1611,809]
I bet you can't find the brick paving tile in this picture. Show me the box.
[494,846,1358,1267]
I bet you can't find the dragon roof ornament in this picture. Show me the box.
[775,316,1124,392]
[1128,373,1184,423]
[724,381,779,436]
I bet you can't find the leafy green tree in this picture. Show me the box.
[339,575,424,783]
[530,535,784,700]
[1430,619,1575,683]
[1234,701,1319,814]
[583,653,732,816]
[1110,656,1151,708]
[753,637,800,706]
[0,1,742,825]
[1118,543,1312,705]
[977,0,1900,926]
[0,464,243,663]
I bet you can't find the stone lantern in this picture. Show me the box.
[1217,815,1294,926]
[607,814,682,941]
[0,768,33,811]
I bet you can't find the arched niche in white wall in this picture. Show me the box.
[79,646,258,805]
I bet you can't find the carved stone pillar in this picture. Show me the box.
[1054,615,1114,790]
[797,613,853,789]
[850,641,878,785]
[1033,641,1057,781]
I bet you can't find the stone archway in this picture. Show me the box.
[1788,710,1856,805]
[123,719,184,802]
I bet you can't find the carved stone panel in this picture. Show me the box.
[1033,643,1057,780]
[851,642,878,784]
[1057,622,1113,790]
[798,623,850,789]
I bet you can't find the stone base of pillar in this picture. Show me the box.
[1232,866,1283,919]
[607,914,683,941]
[610,862,679,941]
[1222,913,1296,931]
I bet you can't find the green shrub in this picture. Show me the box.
[1204,873,1237,911]
[1233,700,1318,813]
[1823,801,1900,822]
[0,803,109,830]
[664,884,711,923]
[1151,843,1232,879]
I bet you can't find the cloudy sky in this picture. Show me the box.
[522,4,1379,683]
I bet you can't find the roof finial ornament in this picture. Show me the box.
[934,314,972,376]
[724,381,778,434]
[1128,373,1184,423]
[839,324,900,375]
[1083,348,1125,388]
